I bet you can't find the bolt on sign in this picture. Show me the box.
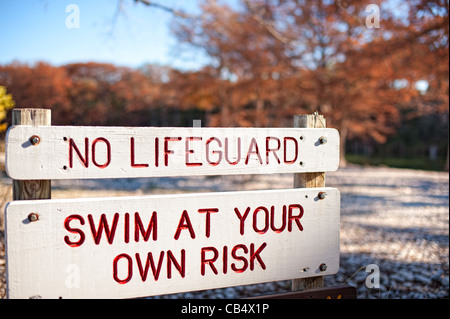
[5,188,340,299]
[5,126,339,180]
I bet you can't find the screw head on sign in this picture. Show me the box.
[319,136,327,145]
[318,192,327,200]
[319,263,327,272]
[29,135,40,145]
[28,213,39,222]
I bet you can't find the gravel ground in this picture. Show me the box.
[1,165,448,299]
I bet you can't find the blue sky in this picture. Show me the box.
[0,0,212,70]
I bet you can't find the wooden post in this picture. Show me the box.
[292,112,326,291]
[12,108,51,200]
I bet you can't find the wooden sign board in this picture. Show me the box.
[5,126,339,180]
[5,187,340,299]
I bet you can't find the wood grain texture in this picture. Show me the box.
[12,109,51,200]
[6,188,340,299]
[6,126,340,180]
[292,113,330,291]
[12,108,51,126]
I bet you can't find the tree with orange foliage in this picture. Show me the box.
[168,0,402,164]
[166,0,448,167]
[63,62,160,126]
[0,61,203,128]
[0,62,71,124]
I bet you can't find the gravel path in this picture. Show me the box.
[1,165,448,299]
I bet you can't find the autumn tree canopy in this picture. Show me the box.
[0,61,206,128]
[1,0,448,168]
[168,0,448,164]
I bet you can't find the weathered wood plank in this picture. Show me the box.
[5,126,340,180]
[11,109,51,200]
[5,187,340,299]
[292,113,329,291]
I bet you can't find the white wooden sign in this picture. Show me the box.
[5,187,340,299]
[5,126,339,180]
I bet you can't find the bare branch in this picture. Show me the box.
[242,0,298,45]
[134,0,191,19]
[110,0,127,35]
